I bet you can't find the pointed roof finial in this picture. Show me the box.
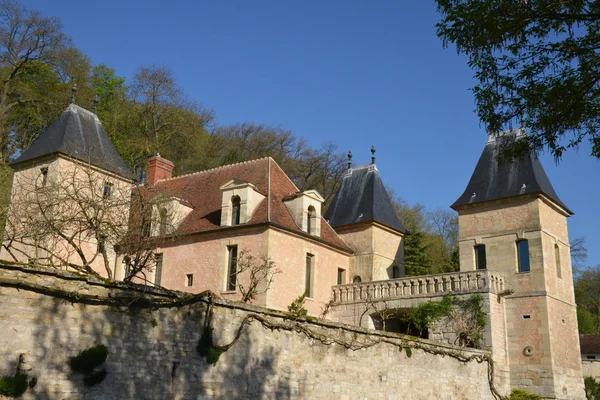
[92,94,99,114]
[371,145,376,164]
[71,84,78,104]
[347,150,353,169]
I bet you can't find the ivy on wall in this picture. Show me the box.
[401,294,487,348]
[70,345,109,387]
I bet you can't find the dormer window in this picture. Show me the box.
[282,190,324,237]
[307,206,315,234]
[219,179,265,227]
[231,196,241,225]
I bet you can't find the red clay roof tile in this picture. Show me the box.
[153,158,351,252]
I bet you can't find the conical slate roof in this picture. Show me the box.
[451,129,572,214]
[324,164,407,233]
[11,104,133,179]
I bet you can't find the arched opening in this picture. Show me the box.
[517,239,530,272]
[307,205,315,234]
[475,245,486,270]
[353,275,362,284]
[231,196,241,225]
[159,207,168,236]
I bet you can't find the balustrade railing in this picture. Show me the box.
[331,270,505,304]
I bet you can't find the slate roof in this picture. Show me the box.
[451,130,572,214]
[324,164,407,234]
[153,158,352,252]
[579,334,600,354]
[11,104,133,179]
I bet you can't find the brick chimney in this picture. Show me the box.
[147,154,174,185]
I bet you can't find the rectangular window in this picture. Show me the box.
[103,182,113,199]
[337,268,345,285]
[40,167,48,187]
[475,245,486,270]
[588,355,596,360]
[555,244,562,279]
[154,254,163,286]
[517,240,531,273]
[305,253,313,297]
[123,258,130,280]
[97,237,105,254]
[227,245,238,291]
[186,274,193,287]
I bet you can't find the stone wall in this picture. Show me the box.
[582,360,600,380]
[0,263,499,399]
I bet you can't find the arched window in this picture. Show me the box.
[307,206,315,234]
[475,245,487,270]
[517,240,530,272]
[159,208,168,236]
[392,265,400,279]
[353,275,362,284]
[555,244,562,279]
[231,196,241,225]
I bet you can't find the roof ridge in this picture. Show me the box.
[69,103,102,124]
[267,157,300,192]
[155,157,271,184]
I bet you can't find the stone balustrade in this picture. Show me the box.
[332,270,505,304]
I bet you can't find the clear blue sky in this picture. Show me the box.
[22,1,599,267]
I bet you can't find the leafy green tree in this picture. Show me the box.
[436,0,600,160]
[126,65,214,172]
[0,0,69,162]
[574,264,600,334]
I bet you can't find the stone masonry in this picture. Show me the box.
[0,262,497,400]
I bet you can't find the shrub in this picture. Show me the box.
[70,344,108,375]
[0,373,28,398]
[585,376,600,400]
[70,344,109,387]
[506,388,543,400]
[83,369,108,387]
[197,325,223,365]
[287,292,308,320]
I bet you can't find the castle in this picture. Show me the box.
[0,100,586,398]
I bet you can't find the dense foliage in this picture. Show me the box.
[401,294,487,348]
[388,188,459,276]
[436,0,600,160]
[0,372,28,398]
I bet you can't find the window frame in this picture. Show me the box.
[337,268,345,285]
[305,253,314,297]
[159,207,168,236]
[40,167,48,187]
[517,239,531,273]
[231,196,241,226]
[307,206,315,235]
[154,253,163,286]
[103,181,113,200]
[555,243,562,279]
[474,244,487,270]
[227,245,238,291]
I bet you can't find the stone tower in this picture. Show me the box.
[0,101,133,274]
[451,130,584,398]
[325,150,407,282]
